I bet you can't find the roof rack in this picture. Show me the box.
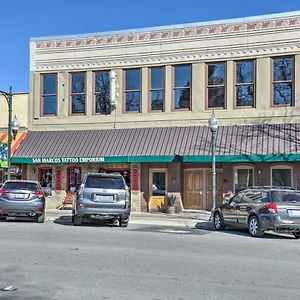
[246,186,296,190]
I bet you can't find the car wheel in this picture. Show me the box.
[73,214,83,226]
[213,211,225,230]
[248,216,264,237]
[292,231,300,239]
[119,217,129,228]
[37,213,45,223]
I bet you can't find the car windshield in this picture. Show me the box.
[85,176,125,189]
[271,191,300,202]
[3,182,38,191]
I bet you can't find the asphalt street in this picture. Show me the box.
[0,219,299,300]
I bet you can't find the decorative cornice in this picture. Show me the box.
[35,16,300,50]
[34,42,300,71]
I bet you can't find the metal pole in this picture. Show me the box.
[7,86,13,181]
[211,130,216,210]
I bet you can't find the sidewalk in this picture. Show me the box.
[45,209,211,228]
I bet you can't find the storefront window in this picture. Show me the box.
[67,167,81,193]
[271,167,292,187]
[152,172,166,196]
[39,167,52,196]
[234,167,253,193]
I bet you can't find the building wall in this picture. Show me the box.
[28,12,300,131]
[0,93,28,130]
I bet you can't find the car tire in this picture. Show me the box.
[213,211,225,230]
[73,214,83,226]
[119,217,129,228]
[248,215,264,237]
[292,231,300,239]
[37,214,45,223]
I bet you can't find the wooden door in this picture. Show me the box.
[184,170,204,210]
[206,170,223,210]
[149,170,167,212]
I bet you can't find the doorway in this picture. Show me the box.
[149,169,167,211]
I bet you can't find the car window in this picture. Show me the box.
[243,191,268,203]
[85,176,125,189]
[271,191,300,202]
[230,192,244,205]
[3,182,39,191]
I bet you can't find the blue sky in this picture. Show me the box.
[0,0,300,93]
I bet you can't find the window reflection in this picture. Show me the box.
[125,69,141,112]
[173,65,191,110]
[272,168,291,187]
[273,57,294,106]
[152,172,166,196]
[71,72,86,114]
[94,71,110,114]
[207,63,225,109]
[42,74,57,115]
[150,67,164,111]
[68,167,81,193]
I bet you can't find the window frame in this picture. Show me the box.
[172,64,191,111]
[69,72,86,115]
[40,73,57,117]
[271,56,295,107]
[206,62,227,110]
[123,68,141,113]
[270,165,293,187]
[233,165,254,194]
[149,66,165,112]
[234,59,256,109]
[93,70,111,115]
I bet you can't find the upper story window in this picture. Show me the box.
[70,72,86,114]
[150,67,164,111]
[41,74,57,116]
[124,69,141,112]
[235,60,255,107]
[94,71,110,114]
[272,56,294,106]
[173,65,191,110]
[207,62,226,109]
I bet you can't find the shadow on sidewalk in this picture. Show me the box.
[54,215,119,227]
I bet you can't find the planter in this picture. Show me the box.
[167,206,176,214]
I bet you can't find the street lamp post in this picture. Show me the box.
[208,111,219,210]
[0,86,20,180]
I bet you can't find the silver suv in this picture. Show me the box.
[72,173,131,226]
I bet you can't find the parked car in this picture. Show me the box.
[0,180,46,223]
[212,186,300,239]
[72,173,131,226]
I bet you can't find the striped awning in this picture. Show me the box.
[0,131,28,167]
[11,124,300,164]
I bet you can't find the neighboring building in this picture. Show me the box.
[12,11,300,212]
[0,93,28,182]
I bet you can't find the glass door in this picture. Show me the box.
[149,169,167,212]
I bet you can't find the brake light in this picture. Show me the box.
[266,202,277,214]
[0,189,8,196]
[31,191,44,198]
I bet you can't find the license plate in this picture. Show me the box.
[14,193,25,199]
[95,195,114,202]
[288,210,300,217]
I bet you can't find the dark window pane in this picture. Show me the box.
[95,94,110,114]
[208,63,224,85]
[86,176,125,189]
[208,87,225,108]
[152,172,166,196]
[151,68,163,89]
[95,72,109,92]
[43,74,56,94]
[126,92,140,112]
[274,57,293,81]
[72,95,85,113]
[174,65,190,87]
[272,169,291,187]
[125,69,140,90]
[236,85,254,106]
[43,96,56,115]
[72,73,85,93]
[273,83,292,105]
[236,61,254,84]
[174,89,190,109]
[151,91,164,110]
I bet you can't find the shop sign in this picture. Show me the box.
[31,156,105,164]
[131,168,139,191]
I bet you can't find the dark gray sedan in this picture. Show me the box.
[0,180,45,223]
[213,187,300,238]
